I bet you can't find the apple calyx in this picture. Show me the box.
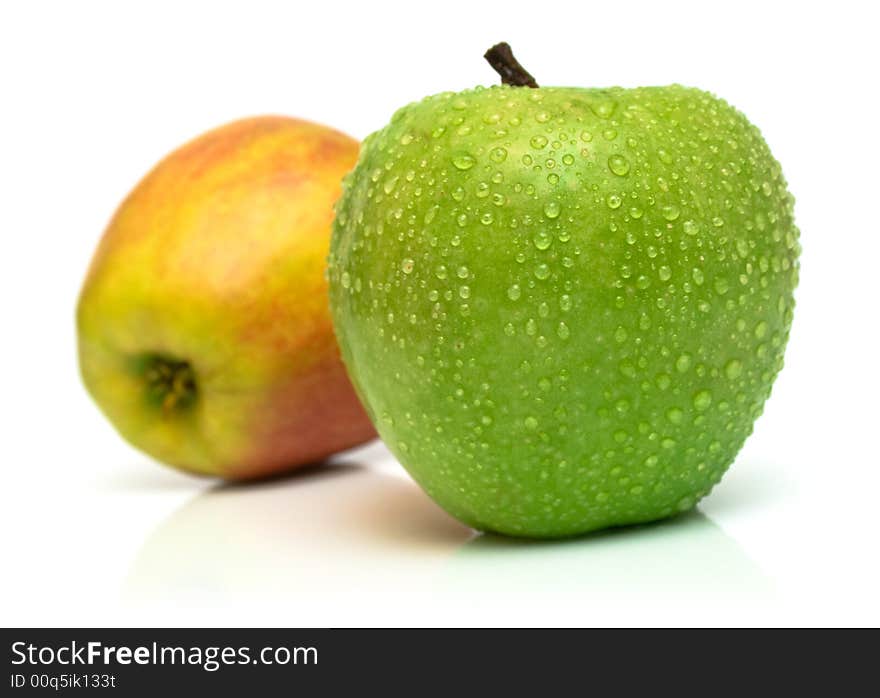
[137,354,198,413]
[483,42,538,88]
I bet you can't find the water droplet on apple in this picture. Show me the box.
[507,284,521,301]
[533,230,552,250]
[591,100,616,119]
[683,219,700,236]
[676,354,692,373]
[530,135,548,149]
[661,204,680,221]
[490,147,507,163]
[452,153,475,170]
[543,201,561,219]
[724,359,743,379]
[401,258,414,274]
[666,407,684,424]
[619,361,636,378]
[608,154,631,176]
[693,390,712,411]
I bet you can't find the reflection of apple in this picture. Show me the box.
[125,454,472,602]
[450,512,770,601]
[329,45,800,536]
[78,117,375,478]
[124,444,767,623]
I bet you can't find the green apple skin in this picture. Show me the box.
[329,85,799,537]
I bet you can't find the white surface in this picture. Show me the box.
[1,0,878,627]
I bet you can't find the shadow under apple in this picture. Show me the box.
[123,463,473,602]
[124,456,771,611]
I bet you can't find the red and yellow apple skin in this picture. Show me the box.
[77,116,376,478]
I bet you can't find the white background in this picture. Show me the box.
[1,0,878,627]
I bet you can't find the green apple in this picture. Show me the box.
[329,45,799,537]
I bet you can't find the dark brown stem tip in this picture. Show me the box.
[484,42,539,88]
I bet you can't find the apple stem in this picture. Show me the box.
[484,43,538,88]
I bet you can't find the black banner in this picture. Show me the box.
[1,628,873,693]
